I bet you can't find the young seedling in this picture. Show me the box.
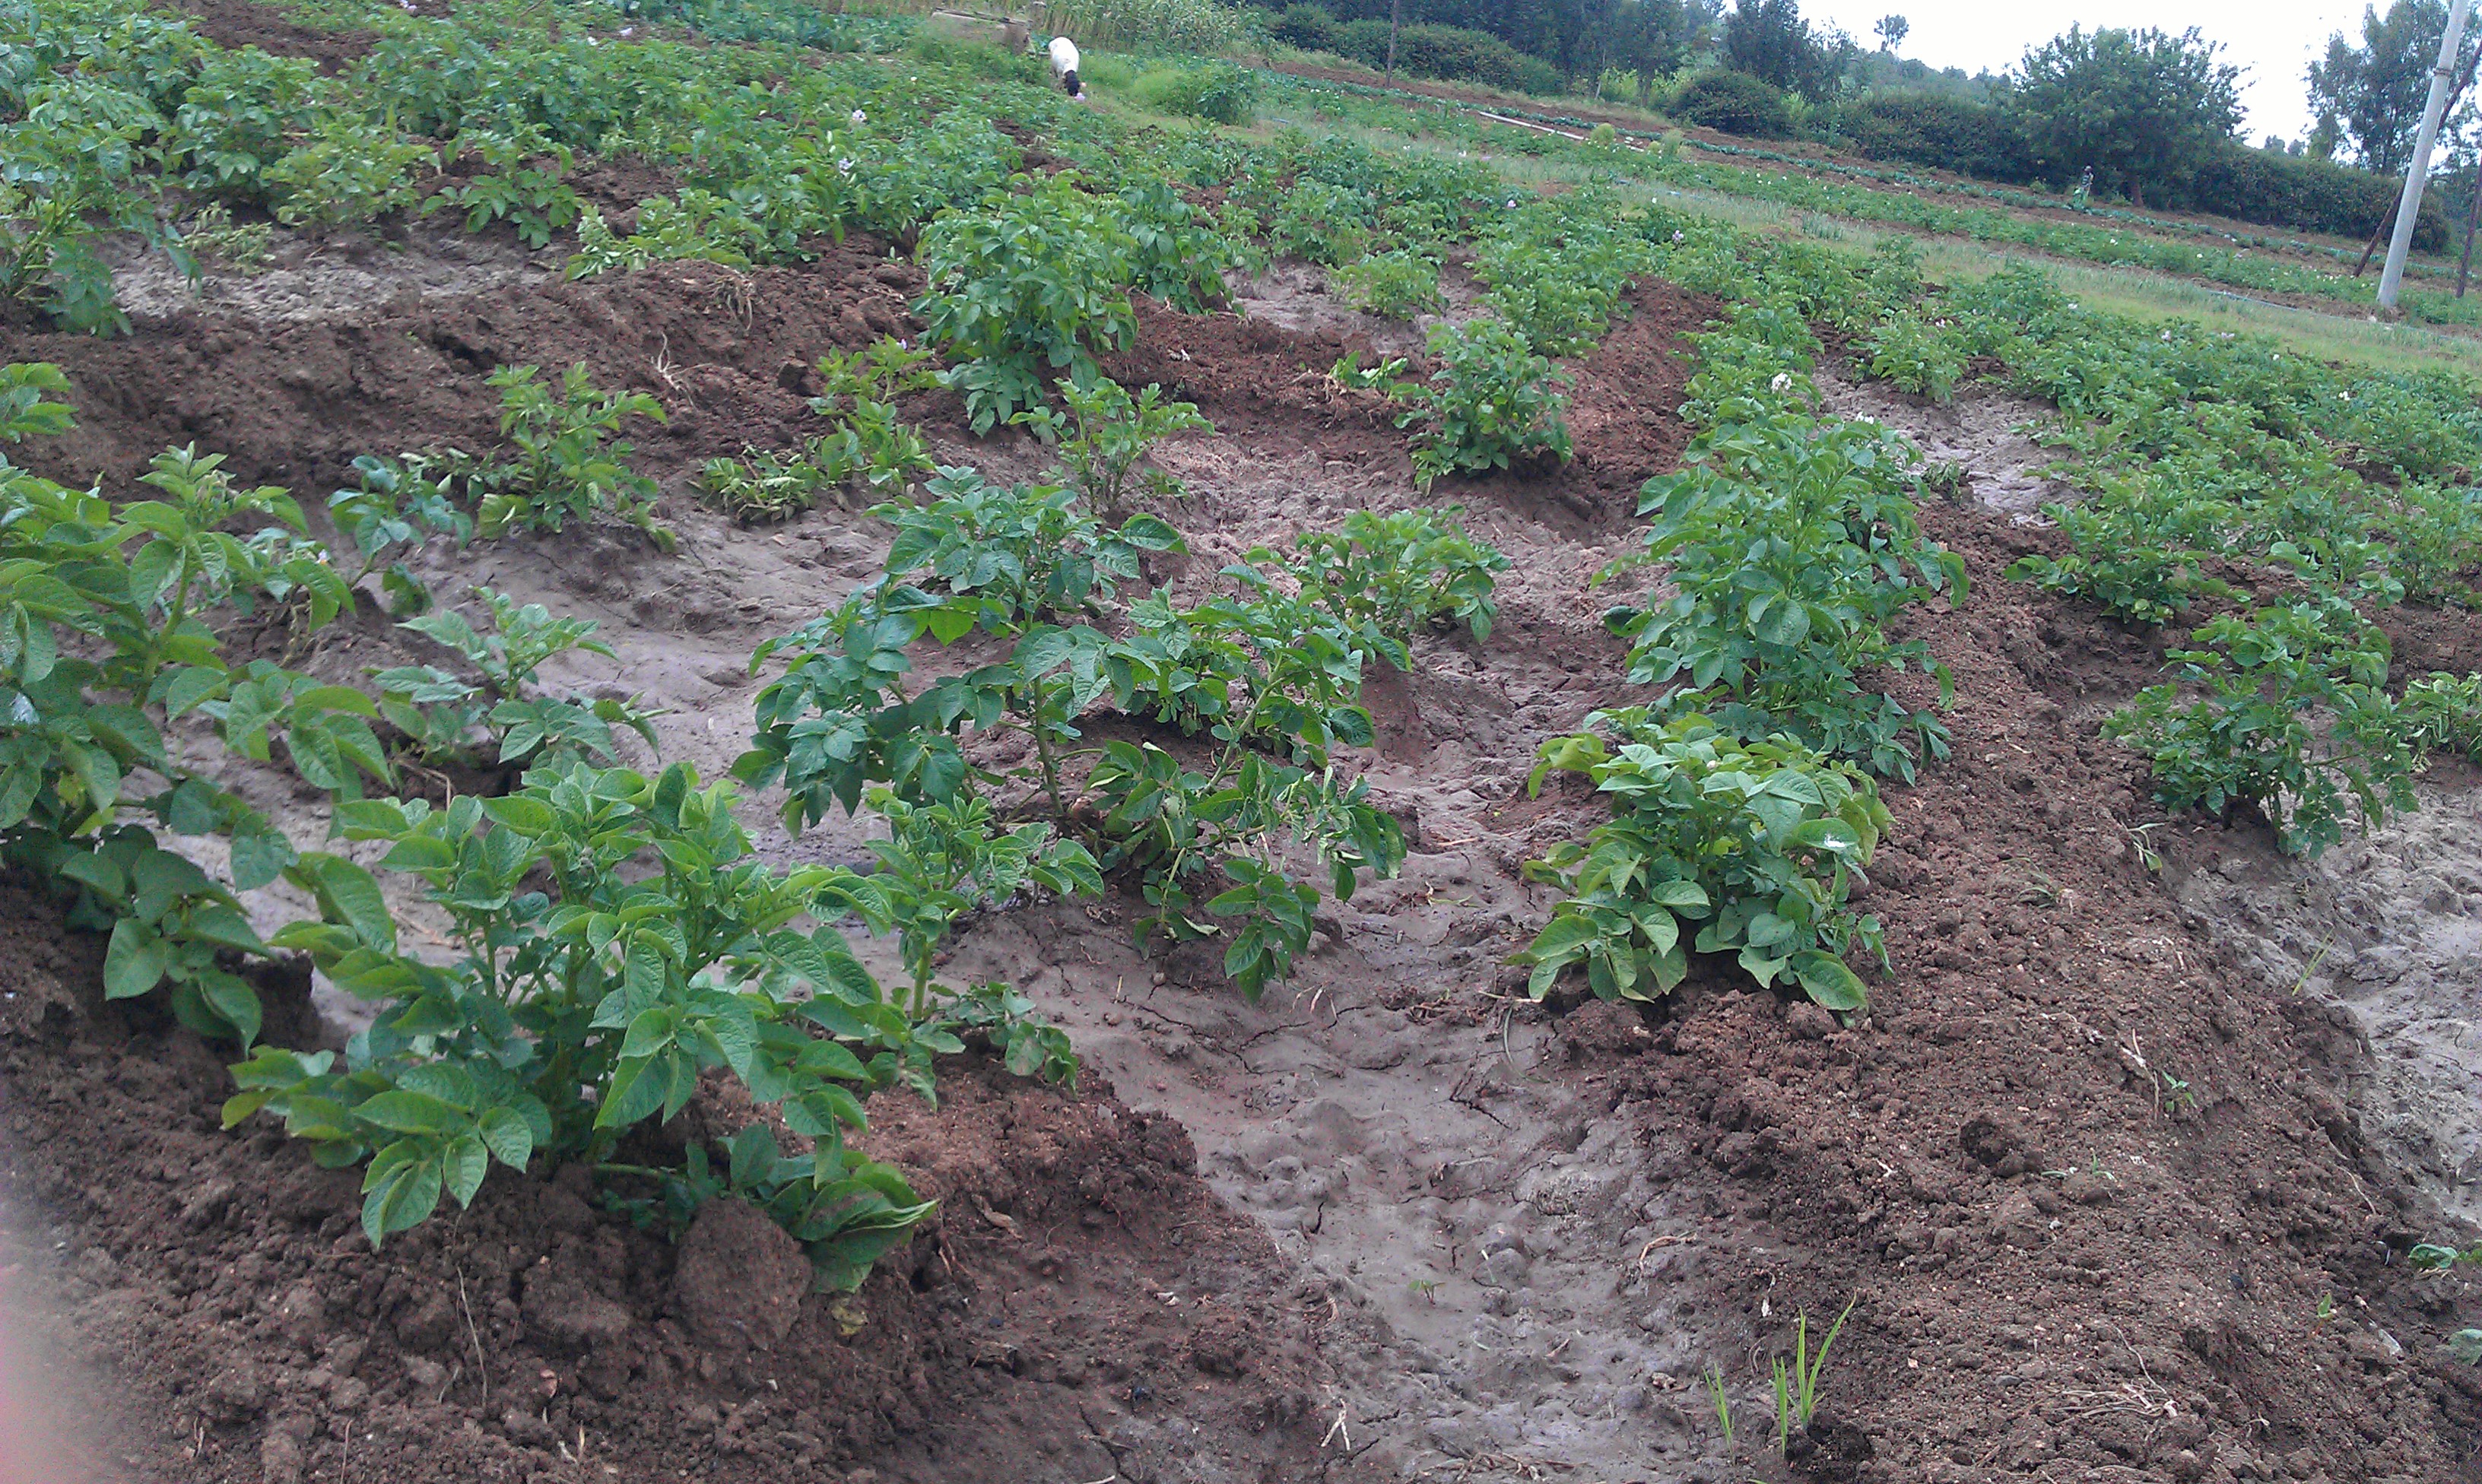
[1704,1362,1733,1441]
[1770,1297,1857,1455]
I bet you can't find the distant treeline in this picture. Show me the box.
[1833,91,2446,250]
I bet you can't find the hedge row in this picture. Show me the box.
[1268,4,1564,95]
[1839,90,2448,250]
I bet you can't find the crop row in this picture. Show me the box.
[1252,71,2482,331]
[6,0,2482,1301]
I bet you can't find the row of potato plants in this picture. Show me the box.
[1516,224,1965,1015]
[0,346,1518,1286]
[1254,69,2482,331]
[1868,267,2482,858]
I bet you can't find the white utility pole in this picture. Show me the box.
[2379,0,2474,309]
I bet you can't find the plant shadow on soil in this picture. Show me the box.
[7,154,2482,1484]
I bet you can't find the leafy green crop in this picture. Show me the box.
[1402,318,1573,487]
[740,481,1408,1000]
[0,369,389,1044]
[2106,598,2417,858]
[1857,311,1963,405]
[1246,506,1509,648]
[1335,249,1444,320]
[809,336,940,490]
[1517,712,1887,1011]
[1604,414,1963,781]
[704,336,947,522]
[2006,473,2238,624]
[2401,671,2482,761]
[373,586,659,779]
[325,454,469,614]
[427,126,582,249]
[231,763,959,1282]
[1012,376,1211,523]
[466,364,671,547]
[915,173,1144,434]
[1474,189,1651,356]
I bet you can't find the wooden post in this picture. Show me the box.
[1385,0,1402,85]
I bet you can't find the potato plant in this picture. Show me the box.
[808,337,941,493]
[2106,598,2417,858]
[1517,712,1888,1011]
[233,764,973,1282]
[373,586,659,779]
[914,173,1145,434]
[1604,414,1963,782]
[1401,318,1573,488]
[1243,506,1509,648]
[326,453,470,614]
[1011,376,1211,523]
[1335,249,1445,320]
[0,369,389,1045]
[467,364,671,547]
[738,481,1415,1000]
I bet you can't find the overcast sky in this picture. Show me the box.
[1801,0,2395,143]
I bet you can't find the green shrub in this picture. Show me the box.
[1401,318,1573,486]
[1135,59,1260,123]
[2191,143,2446,252]
[1273,2,1336,49]
[1043,0,1246,53]
[1843,92,2030,183]
[1674,70,1795,138]
[1517,712,1888,1010]
[1311,15,1566,94]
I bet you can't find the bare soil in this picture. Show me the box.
[6,191,2482,1484]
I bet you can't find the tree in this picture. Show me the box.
[1722,0,1855,101]
[1875,14,1907,52]
[1566,0,1708,99]
[2307,1,2481,173]
[2009,25,2243,208]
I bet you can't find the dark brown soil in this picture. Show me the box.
[174,0,373,72]
[11,236,928,503]
[0,878,1325,1484]
[1106,280,1705,526]
[8,192,2482,1484]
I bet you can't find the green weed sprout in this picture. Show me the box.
[1771,1297,1856,1454]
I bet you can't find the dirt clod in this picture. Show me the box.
[671,1197,813,1351]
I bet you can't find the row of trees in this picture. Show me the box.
[1278,0,2476,233]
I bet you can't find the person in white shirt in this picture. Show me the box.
[1048,34,1083,98]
